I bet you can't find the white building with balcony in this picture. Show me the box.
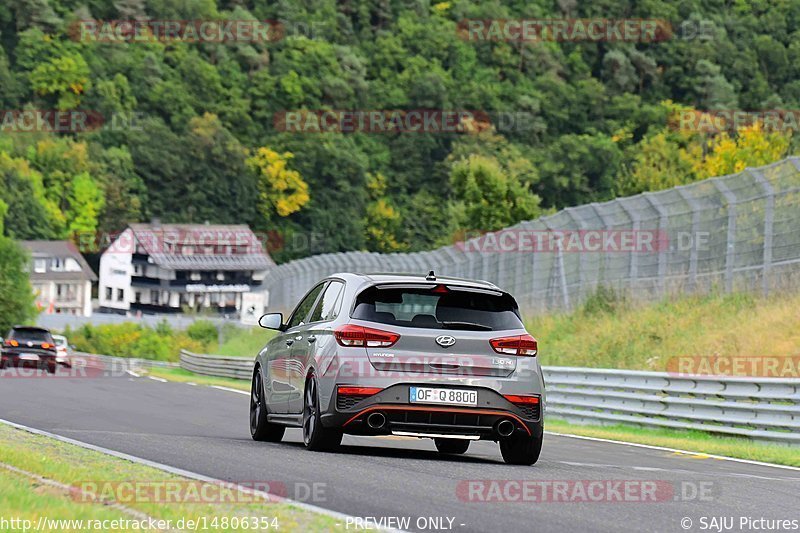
[98,222,273,315]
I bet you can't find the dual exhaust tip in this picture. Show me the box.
[366,411,517,438]
[366,412,387,429]
[495,419,515,438]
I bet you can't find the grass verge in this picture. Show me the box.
[0,423,340,531]
[527,290,800,370]
[216,326,275,358]
[547,418,800,467]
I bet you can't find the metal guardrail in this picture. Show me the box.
[178,351,799,445]
[179,350,254,380]
[542,367,799,445]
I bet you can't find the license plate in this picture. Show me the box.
[409,387,477,406]
[19,353,40,361]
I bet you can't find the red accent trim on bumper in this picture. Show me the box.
[342,405,532,436]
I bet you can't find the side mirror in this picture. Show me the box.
[258,313,284,331]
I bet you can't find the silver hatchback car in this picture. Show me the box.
[250,272,545,465]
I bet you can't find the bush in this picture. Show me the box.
[581,285,627,316]
[67,321,216,361]
[186,320,218,346]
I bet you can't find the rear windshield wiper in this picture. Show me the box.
[440,321,493,331]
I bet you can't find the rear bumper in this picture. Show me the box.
[1,350,57,368]
[321,383,542,440]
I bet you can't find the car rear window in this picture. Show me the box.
[10,328,53,343]
[352,285,524,331]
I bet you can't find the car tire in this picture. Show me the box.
[250,367,286,442]
[499,425,543,466]
[302,375,342,452]
[434,438,470,455]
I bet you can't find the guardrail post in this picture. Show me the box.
[563,208,586,304]
[712,178,738,293]
[589,202,615,289]
[642,193,669,295]
[615,199,639,281]
[749,168,775,296]
[676,186,701,291]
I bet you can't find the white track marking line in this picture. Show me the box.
[546,431,800,472]
[126,369,141,378]
[210,385,249,395]
[0,418,405,532]
[147,376,168,383]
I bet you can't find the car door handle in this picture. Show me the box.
[285,339,294,346]
[295,335,303,341]
[307,335,317,343]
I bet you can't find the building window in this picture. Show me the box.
[117,288,124,301]
[133,264,144,276]
[65,258,81,272]
[105,287,112,300]
[57,284,77,302]
[51,258,64,271]
[33,259,47,273]
[151,290,159,305]
[216,271,225,281]
[134,291,142,303]
[190,271,201,281]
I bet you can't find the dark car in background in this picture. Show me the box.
[1,326,58,373]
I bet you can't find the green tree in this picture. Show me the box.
[0,237,37,333]
[450,154,541,233]
[66,172,105,235]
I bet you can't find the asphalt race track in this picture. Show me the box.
[0,373,798,532]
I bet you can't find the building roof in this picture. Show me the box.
[127,223,275,271]
[20,240,98,282]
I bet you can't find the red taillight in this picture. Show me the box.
[334,325,400,347]
[503,394,540,405]
[490,334,538,356]
[5,340,19,347]
[337,386,384,396]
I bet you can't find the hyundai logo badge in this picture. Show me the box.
[435,335,456,348]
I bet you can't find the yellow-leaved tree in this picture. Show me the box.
[620,101,792,196]
[695,122,791,179]
[364,173,407,252]
[246,148,310,219]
